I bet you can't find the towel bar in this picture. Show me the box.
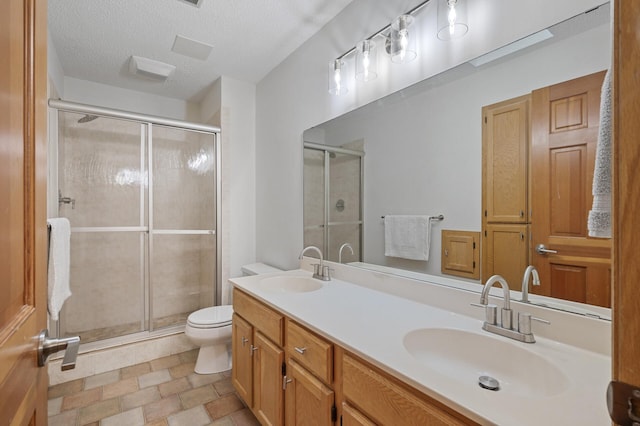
[381,214,444,221]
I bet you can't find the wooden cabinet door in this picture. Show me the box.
[254,331,284,426]
[482,224,528,290]
[232,314,253,406]
[341,403,375,426]
[285,359,334,426]
[482,95,530,224]
[441,230,480,280]
[531,71,611,307]
[0,0,49,423]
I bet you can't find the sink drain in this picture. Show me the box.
[478,375,500,391]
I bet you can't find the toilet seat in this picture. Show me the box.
[187,305,233,329]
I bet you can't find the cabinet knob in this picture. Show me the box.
[250,345,258,356]
[294,347,307,355]
[241,336,248,346]
[520,210,525,218]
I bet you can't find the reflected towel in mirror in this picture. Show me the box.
[384,215,431,261]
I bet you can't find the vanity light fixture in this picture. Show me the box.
[328,0,470,95]
[389,15,417,64]
[355,39,378,82]
[328,59,348,95]
[437,0,468,40]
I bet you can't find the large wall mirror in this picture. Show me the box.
[303,2,611,319]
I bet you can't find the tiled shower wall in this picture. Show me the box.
[57,112,216,339]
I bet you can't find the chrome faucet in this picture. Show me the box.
[479,275,513,330]
[520,265,540,303]
[474,274,548,343]
[299,246,331,281]
[338,243,354,263]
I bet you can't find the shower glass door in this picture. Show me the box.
[303,145,363,263]
[57,111,147,343]
[56,110,218,344]
[150,125,216,330]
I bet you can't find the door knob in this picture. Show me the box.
[37,329,80,371]
[535,244,558,255]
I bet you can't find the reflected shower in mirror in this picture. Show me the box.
[303,3,611,318]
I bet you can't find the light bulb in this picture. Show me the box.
[362,51,370,79]
[448,3,457,36]
[334,67,341,93]
[399,30,408,61]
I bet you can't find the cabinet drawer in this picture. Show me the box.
[342,353,473,426]
[233,288,283,345]
[286,320,333,384]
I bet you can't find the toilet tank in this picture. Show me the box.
[241,262,282,276]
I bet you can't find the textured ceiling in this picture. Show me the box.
[48,0,355,101]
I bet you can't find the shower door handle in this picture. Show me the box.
[37,329,81,371]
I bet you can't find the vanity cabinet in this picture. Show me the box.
[233,288,476,425]
[232,289,284,426]
[284,319,335,425]
[482,95,531,287]
[340,351,474,426]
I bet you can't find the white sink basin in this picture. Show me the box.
[403,328,570,397]
[258,276,323,293]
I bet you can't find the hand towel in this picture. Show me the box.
[588,68,612,238]
[384,215,431,261]
[47,218,72,321]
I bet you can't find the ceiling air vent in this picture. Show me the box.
[128,56,176,81]
[177,0,203,7]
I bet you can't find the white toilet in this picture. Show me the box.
[185,263,282,374]
[185,305,234,374]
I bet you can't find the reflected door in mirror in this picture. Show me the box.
[531,71,611,308]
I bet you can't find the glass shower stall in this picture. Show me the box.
[303,143,363,263]
[49,100,221,346]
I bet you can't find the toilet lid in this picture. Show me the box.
[187,305,233,328]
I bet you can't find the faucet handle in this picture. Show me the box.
[321,265,333,280]
[311,263,321,276]
[471,303,498,325]
[517,312,550,334]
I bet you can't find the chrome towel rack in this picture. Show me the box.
[381,214,444,221]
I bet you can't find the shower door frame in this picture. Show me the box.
[48,99,222,347]
[303,142,364,262]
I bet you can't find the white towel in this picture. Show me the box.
[47,218,72,321]
[588,69,612,238]
[384,215,432,261]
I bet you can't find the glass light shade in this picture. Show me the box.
[355,39,378,82]
[437,0,468,40]
[389,15,417,64]
[328,59,348,95]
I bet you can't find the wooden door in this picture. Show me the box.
[613,0,640,420]
[253,331,284,426]
[231,314,253,406]
[530,71,611,308]
[285,360,334,426]
[483,224,528,290]
[482,95,530,224]
[0,0,49,424]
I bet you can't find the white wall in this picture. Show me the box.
[63,77,199,121]
[315,23,610,277]
[255,0,607,270]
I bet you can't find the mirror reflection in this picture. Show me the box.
[303,3,611,317]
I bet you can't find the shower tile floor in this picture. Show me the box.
[47,349,259,426]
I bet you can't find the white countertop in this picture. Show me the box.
[230,267,611,425]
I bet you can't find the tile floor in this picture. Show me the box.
[47,349,260,426]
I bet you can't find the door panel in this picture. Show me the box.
[0,0,48,423]
[231,314,253,407]
[254,331,284,426]
[531,71,611,308]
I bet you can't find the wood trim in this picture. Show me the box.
[613,0,640,384]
